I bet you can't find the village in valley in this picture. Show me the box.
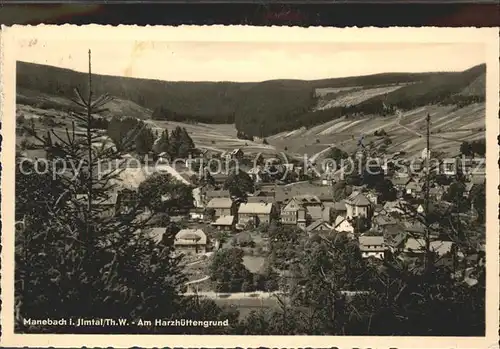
[14,52,488,335]
[66,128,486,310]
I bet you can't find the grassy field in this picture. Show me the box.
[315,84,404,110]
[268,103,485,159]
[145,119,278,155]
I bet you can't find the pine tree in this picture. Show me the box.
[15,51,227,334]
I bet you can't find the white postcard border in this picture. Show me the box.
[1,25,499,348]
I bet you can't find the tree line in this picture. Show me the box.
[107,116,195,158]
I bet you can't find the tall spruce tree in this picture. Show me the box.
[15,51,234,334]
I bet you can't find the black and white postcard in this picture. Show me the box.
[1,25,499,348]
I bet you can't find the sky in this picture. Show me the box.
[16,40,486,82]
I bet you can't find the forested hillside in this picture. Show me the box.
[17,61,485,137]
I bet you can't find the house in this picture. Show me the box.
[142,227,168,245]
[247,190,276,204]
[334,215,355,237]
[280,195,320,226]
[75,192,120,218]
[238,202,275,227]
[383,200,406,215]
[212,173,229,186]
[206,197,234,218]
[329,200,348,217]
[211,215,235,231]
[174,229,207,254]
[344,192,373,219]
[318,194,334,203]
[405,179,423,196]
[320,171,335,186]
[306,219,333,235]
[365,191,379,205]
[404,221,426,237]
[297,208,307,230]
[189,208,205,221]
[293,195,322,206]
[359,236,386,259]
[441,158,457,176]
[305,205,332,223]
[390,177,411,196]
[229,148,244,159]
[464,182,475,198]
[412,159,425,172]
[386,231,407,250]
[372,214,397,231]
[373,204,386,216]
[421,147,432,159]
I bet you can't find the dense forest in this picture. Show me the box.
[17,61,485,137]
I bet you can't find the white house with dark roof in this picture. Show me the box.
[359,235,386,259]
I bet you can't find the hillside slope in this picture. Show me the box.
[269,103,485,159]
[17,61,485,138]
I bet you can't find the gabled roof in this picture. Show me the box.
[230,148,243,155]
[344,192,372,206]
[404,221,426,234]
[331,200,347,211]
[359,235,385,247]
[406,181,423,191]
[306,206,325,220]
[383,200,406,212]
[387,232,407,248]
[464,182,475,192]
[293,195,322,205]
[174,229,207,245]
[306,219,332,232]
[334,215,353,231]
[238,202,273,215]
[373,214,397,226]
[382,223,405,237]
[206,197,233,209]
[212,215,235,226]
